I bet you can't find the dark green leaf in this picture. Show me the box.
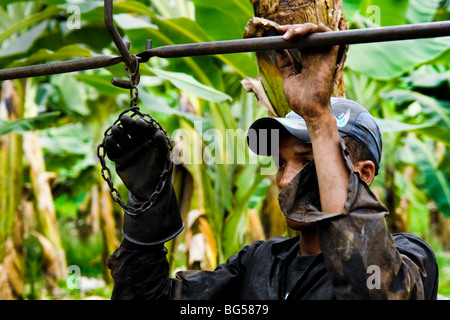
[0,111,60,135]
[149,67,232,102]
[407,136,450,217]
[347,36,450,80]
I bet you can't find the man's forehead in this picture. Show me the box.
[279,133,312,154]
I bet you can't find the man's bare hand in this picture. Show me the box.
[276,23,339,126]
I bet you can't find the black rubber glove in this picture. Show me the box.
[104,114,183,246]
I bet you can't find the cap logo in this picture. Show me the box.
[336,109,350,128]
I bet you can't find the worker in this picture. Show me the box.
[104,23,438,300]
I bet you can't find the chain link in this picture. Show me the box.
[97,55,173,219]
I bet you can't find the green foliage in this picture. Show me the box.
[344,0,450,80]
[149,67,233,102]
[407,137,450,217]
[0,111,60,135]
[342,0,450,223]
[23,235,45,300]
[60,222,104,278]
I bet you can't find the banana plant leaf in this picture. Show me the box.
[345,0,450,80]
[405,135,450,217]
[347,37,450,80]
[0,111,60,135]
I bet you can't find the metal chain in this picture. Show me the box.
[97,55,173,219]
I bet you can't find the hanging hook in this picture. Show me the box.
[104,0,136,69]
[105,0,140,88]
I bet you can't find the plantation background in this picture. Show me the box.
[0,0,449,299]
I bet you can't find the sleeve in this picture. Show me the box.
[107,238,264,300]
[172,241,264,299]
[278,139,438,300]
[107,187,183,300]
[107,240,172,300]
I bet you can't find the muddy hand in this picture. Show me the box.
[275,23,339,124]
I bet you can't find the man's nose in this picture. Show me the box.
[278,164,298,189]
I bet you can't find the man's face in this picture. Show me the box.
[274,133,314,189]
[274,133,317,232]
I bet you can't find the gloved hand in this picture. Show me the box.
[103,114,184,246]
[104,115,169,201]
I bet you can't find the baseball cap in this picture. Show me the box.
[247,97,382,174]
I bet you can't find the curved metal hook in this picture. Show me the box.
[105,0,139,88]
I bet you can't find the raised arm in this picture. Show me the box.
[276,23,349,215]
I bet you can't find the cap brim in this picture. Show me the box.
[247,116,311,156]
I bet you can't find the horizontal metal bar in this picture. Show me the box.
[0,21,449,81]
[0,55,123,81]
[143,21,450,58]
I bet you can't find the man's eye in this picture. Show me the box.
[277,160,286,169]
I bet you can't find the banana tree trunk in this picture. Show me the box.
[99,182,120,283]
[243,0,349,117]
[21,78,67,292]
[260,175,288,238]
[23,130,67,290]
[430,202,450,250]
[0,80,25,299]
